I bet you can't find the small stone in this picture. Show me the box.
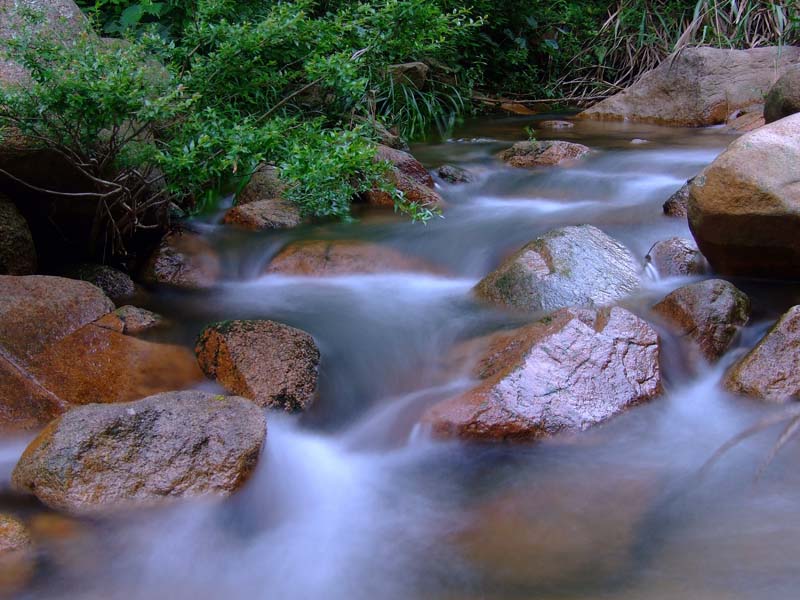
[499,140,590,168]
[141,231,221,289]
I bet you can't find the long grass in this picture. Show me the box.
[554,0,799,103]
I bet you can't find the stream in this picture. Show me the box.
[6,115,800,599]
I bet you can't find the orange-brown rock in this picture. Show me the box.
[27,323,202,406]
[498,140,590,168]
[12,391,266,515]
[0,514,34,595]
[0,276,201,430]
[421,306,661,441]
[645,237,707,278]
[653,279,750,362]
[141,231,221,289]
[724,305,800,402]
[688,113,800,278]
[196,320,320,412]
[94,305,165,335]
[364,145,444,209]
[454,468,660,590]
[725,110,764,133]
[579,47,800,126]
[265,240,437,276]
[223,198,303,231]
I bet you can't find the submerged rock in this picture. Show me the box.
[436,164,474,184]
[537,120,574,129]
[645,237,707,278]
[12,391,266,515]
[688,113,800,278]
[0,194,36,275]
[141,231,221,289]
[265,240,437,276]
[475,225,640,313]
[499,140,589,168]
[765,67,800,123]
[0,514,34,594]
[196,320,320,412]
[653,279,750,362]
[421,306,661,440]
[724,306,800,402]
[454,468,660,590]
[580,46,800,126]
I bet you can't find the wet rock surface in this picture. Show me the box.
[422,306,662,440]
[580,46,800,126]
[0,276,201,430]
[94,305,165,335]
[435,165,474,184]
[475,225,640,313]
[724,305,800,402]
[265,239,438,276]
[653,279,750,363]
[765,67,800,123]
[499,140,590,168]
[645,237,707,278]
[364,145,444,209]
[12,391,266,515]
[196,320,320,412]
[0,514,34,594]
[141,231,222,289]
[688,113,800,278]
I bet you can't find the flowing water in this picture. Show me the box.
[5,115,800,599]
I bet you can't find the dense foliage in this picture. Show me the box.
[0,0,796,259]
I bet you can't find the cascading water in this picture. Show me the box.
[7,115,800,600]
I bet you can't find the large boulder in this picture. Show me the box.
[141,231,221,289]
[687,113,800,278]
[0,193,36,274]
[196,320,320,412]
[645,237,707,278]
[421,306,661,441]
[653,279,750,362]
[475,225,640,313]
[499,140,590,168]
[724,305,800,402]
[580,47,800,126]
[0,276,202,431]
[12,391,266,515]
[764,67,800,123]
[265,239,437,276]
[364,145,444,209]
